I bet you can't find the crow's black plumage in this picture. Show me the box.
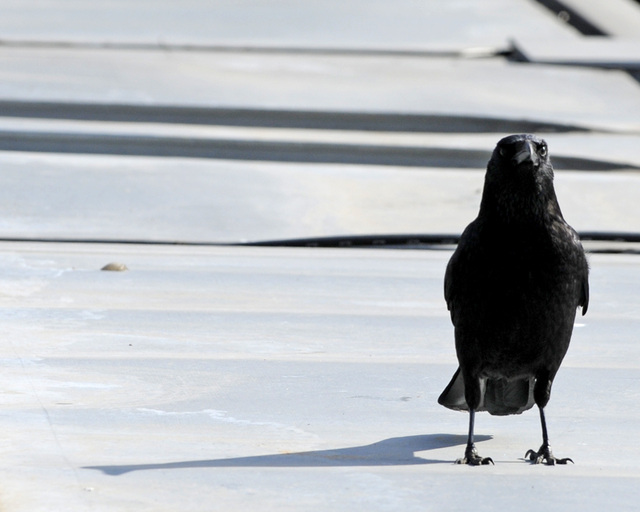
[438,134,589,465]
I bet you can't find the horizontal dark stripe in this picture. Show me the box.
[0,232,637,253]
[0,130,633,170]
[0,100,590,133]
[0,38,489,58]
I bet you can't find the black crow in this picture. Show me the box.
[438,134,589,465]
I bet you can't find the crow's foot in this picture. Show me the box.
[456,445,494,466]
[525,444,573,465]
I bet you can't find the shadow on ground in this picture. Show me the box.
[85,433,491,475]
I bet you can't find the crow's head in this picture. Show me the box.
[490,134,551,178]
[481,134,560,221]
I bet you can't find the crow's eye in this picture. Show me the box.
[539,143,548,158]
[499,147,506,157]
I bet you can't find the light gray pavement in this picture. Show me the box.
[1,48,639,131]
[0,151,638,243]
[0,243,639,511]
[0,0,577,50]
[0,0,640,510]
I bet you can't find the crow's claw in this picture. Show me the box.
[525,445,573,465]
[456,445,494,466]
[456,455,494,466]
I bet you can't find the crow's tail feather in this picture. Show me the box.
[438,367,535,416]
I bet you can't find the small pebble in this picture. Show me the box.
[101,262,128,271]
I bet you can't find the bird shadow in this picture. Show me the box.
[84,433,491,476]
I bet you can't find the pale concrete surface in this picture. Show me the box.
[1,49,639,131]
[0,0,575,50]
[0,151,638,243]
[514,38,640,68]
[559,0,640,37]
[1,119,640,169]
[0,243,638,511]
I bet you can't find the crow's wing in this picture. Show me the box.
[444,220,481,323]
[565,223,590,315]
[580,266,589,315]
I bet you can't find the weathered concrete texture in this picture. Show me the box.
[514,37,640,68]
[0,49,639,131]
[0,0,576,50]
[559,0,640,37]
[0,243,638,511]
[0,150,637,243]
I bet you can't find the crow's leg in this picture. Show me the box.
[526,375,573,465]
[456,373,492,465]
[456,409,494,465]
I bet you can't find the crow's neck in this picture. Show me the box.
[479,181,563,229]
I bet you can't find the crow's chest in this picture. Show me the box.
[464,234,578,321]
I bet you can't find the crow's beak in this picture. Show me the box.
[512,140,538,167]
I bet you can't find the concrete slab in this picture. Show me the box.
[1,119,640,169]
[0,242,638,510]
[513,37,640,69]
[559,0,640,38]
[0,0,576,51]
[0,49,639,131]
[0,150,638,244]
